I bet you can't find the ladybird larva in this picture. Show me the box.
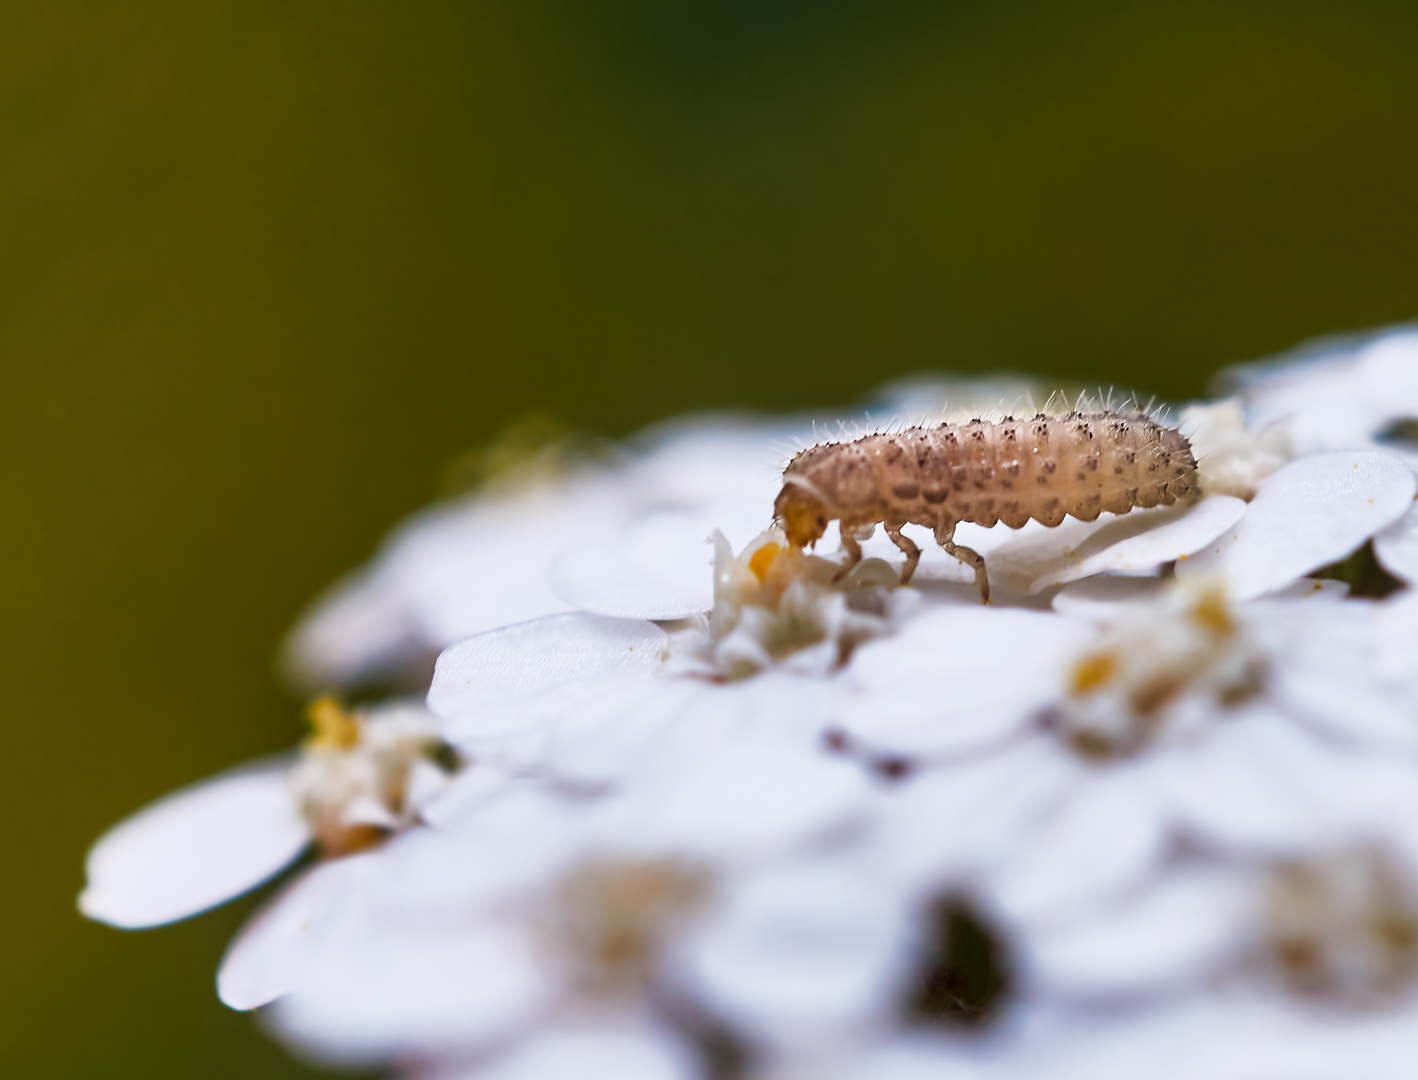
[774,410,1198,602]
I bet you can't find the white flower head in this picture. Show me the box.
[668,528,919,679]
[1055,579,1268,759]
[80,698,460,930]
[1234,327,1418,467]
[1179,397,1293,500]
[1262,843,1418,1005]
[292,695,458,855]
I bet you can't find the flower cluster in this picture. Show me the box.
[83,327,1418,1079]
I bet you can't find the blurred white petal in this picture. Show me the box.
[1023,867,1253,998]
[990,766,1168,922]
[269,922,548,1062]
[1157,716,1323,855]
[1374,502,1418,585]
[681,858,912,1044]
[218,853,383,1010]
[551,507,767,620]
[80,762,309,929]
[427,613,667,735]
[836,607,1089,756]
[431,1025,698,1080]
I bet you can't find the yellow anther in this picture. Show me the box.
[1069,651,1118,696]
[748,541,782,583]
[1190,585,1235,636]
[305,695,361,750]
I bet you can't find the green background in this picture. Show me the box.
[4,2,1417,1075]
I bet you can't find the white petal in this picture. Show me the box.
[427,613,667,731]
[1022,867,1253,998]
[868,738,1082,892]
[835,607,1091,757]
[365,788,580,912]
[681,858,912,1043]
[591,682,869,860]
[1018,497,1246,594]
[418,761,520,829]
[989,765,1168,923]
[79,761,309,929]
[435,1025,698,1080]
[1050,575,1167,617]
[1374,500,1418,585]
[986,504,1193,597]
[551,506,769,620]
[218,853,383,1010]
[1157,716,1324,855]
[1270,605,1418,752]
[1175,451,1416,599]
[834,1038,992,1080]
[280,568,425,690]
[269,922,548,1062]
[1019,994,1418,1080]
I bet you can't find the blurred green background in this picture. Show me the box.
[4,2,1418,1075]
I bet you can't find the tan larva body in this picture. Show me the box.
[774,410,1198,601]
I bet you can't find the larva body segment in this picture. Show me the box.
[774,410,1198,601]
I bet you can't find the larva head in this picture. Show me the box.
[774,480,830,548]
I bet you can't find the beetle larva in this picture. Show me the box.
[774,410,1198,602]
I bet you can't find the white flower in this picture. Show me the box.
[78,348,1418,1080]
[1234,326,1418,468]
[282,419,804,690]
[1178,397,1292,500]
[79,699,459,930]
[666,528,921,680]
[230,727,880,1071]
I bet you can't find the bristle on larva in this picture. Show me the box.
[773,410,1198,602]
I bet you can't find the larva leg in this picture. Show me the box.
[833,525,865,582]
[934,523,989,603]
[884,524,920,584]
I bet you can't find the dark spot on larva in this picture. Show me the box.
[1084,457,1099,472]
[1123,451,1137,465]
[1075,471,1087,482]
[1035,475,1050,485]
[1002,428,1017,442]
[893,482,921,500]
[1115,465,1124,474]
[923,487,948,504]
[999,479,1013,490]
[1033,413,1047,421]
[1003,462,1021,477]
[969,429,985,442]
[1041,459,1058,475]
